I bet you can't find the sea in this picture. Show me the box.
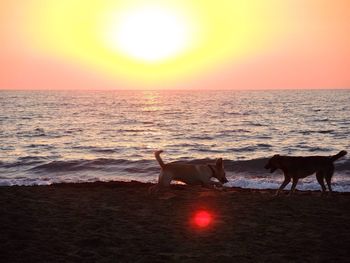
[1,90,349,191]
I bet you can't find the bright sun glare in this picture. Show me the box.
[105,6,191,63]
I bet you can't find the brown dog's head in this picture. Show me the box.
[214,158,228,184]
[264,154,281,173]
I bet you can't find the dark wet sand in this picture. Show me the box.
[1,181,350,262]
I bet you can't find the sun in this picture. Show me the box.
[104,6,192,63]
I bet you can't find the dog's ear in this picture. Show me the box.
[216,158,223,167]
[272,154,281,160]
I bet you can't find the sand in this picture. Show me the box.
[1,181,350,262]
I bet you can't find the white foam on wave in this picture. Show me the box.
[1,171,349,192]
[0,172,155,186]
[225,172,350,192]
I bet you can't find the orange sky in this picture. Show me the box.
[1,0,349,90]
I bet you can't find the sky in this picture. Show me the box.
[1,0,349,90]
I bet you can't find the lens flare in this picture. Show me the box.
[193,210,213,228]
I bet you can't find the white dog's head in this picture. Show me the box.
[213,158,228,184]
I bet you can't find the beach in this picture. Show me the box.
[1,181,350,262]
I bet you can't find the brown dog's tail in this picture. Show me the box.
[154,150,165,169]
[330,150,347,162]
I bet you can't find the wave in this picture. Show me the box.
[226,173,350,192]
[2,156,349,173]
[225,144,273,153]
[27,158,158,173]
[220,129,251,133]
[71,146,122,154]
[184,136,214,141]
[1,156,349,189]
[1,156,49,168]
[299,130,336,135]
[22,157,350,175]
[296,146,333,152]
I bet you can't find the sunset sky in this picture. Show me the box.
[1,0,349,90]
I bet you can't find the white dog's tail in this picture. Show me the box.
[154,150,165,169]
[330,150,347,162]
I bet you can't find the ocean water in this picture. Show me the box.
[1,90,350,191]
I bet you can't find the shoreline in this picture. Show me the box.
[2,180,350,194]
[1,180,350,262]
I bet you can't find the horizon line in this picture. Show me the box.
[1,87,349,92]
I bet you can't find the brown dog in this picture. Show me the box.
[150,150,228,193]
[265,150,347,195]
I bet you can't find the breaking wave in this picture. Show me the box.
[1,157,349,191]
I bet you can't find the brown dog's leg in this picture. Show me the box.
[289,177,299,196]
[276,176,291,196]
[325,169,334,196]
[325,177,333,196]
[316,172,327,195]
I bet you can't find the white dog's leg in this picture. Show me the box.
[159,171,173,188]
[149,171,173,194]
[149,171,165,194]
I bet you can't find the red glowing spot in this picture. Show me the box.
[194,210,212,228]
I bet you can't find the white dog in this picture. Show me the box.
[150,150,228,192]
